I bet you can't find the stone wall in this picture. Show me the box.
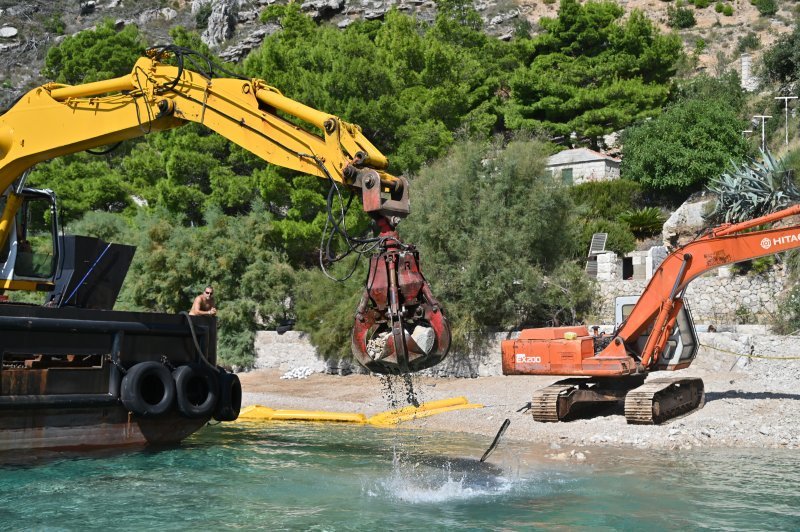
[254,331,326,372]
[596,269,787,326]
[595,247,668,281]
[252,270,788,377]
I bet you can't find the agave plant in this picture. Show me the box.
[706,149,800,224]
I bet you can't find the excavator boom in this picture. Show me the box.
[0,47,450,374]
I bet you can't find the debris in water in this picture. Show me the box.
[379,373,422,409]
[401,373,420,408]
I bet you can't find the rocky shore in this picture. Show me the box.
[240,332,800,457]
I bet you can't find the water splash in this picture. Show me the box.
[365,447,514,503]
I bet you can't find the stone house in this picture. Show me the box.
[546,148,621,185]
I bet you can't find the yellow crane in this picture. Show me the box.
[0,46,450,375]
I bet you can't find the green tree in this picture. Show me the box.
[245,6,514,174]
[400,137,594,349]
[117,206,297,368]
[506,1,682,144]
[28,155,131,222]
[43,20,146,84]
[294,268,363,361]
[621,74,750,196]
[762,23,800,86]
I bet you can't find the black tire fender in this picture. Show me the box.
[214,370,242,422]
[173,363,219,419]
[120,361,176,417]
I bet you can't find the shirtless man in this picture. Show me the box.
[190,285,217,316]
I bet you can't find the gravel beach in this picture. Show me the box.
[239,334,800,454]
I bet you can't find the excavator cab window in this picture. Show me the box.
[0,189,59,283]
[615,295,699,370]
[14,191,57,279]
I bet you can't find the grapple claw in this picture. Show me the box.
[351,226,450,374]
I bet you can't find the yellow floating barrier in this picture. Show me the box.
[234,396,483,426]
[237,405,367,423]
[367,403,483,426]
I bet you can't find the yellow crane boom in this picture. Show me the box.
[0,47,449,374]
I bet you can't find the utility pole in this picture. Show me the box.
[775,96,798,147]
[753,115,772,152]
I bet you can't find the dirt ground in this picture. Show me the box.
[239,344,800,455]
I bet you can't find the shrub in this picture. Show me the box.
[579,219,637,256]
[667,5,697,28]
[723,4,733,14]
[734,304,754,324]
[738,32,760,52]
[617,207,667,238]
[731,256,776,276]
[773,284,800,333]
[44,13,66,35]
[569,179,645,220]
[694,39,707,55]
[715,2,724,12]
[694,0,711,8]
[751,0,777,16]
[195,3,213,29]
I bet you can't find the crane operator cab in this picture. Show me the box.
[0,187,59,292]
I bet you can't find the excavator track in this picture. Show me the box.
[531,379,587,422]
[624,377,705,425]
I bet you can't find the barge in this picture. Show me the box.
[0,232,241,452]
[0,304,241,451]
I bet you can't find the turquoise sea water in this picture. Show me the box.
[1,423,800,530]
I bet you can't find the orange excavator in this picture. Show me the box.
[502,203,800,424]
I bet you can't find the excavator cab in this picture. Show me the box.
[615,295,699,370]
[0,188,59,292]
